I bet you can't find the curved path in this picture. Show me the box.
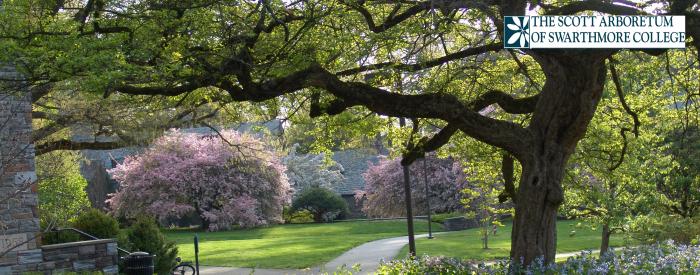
[322,233,433,274]
[198,233,433,275]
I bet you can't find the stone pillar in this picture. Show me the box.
[0,65,41,269]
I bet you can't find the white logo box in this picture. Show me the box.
[508,15,685,49]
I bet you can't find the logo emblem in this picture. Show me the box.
[504,16,530,49]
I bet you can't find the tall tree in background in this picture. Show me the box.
[1,0,698,264]
[656,127,700,218]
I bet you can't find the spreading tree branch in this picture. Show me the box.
[118,63,533,160]
[401,124,458,165]
[468,90,539,114]
[35,139,125,155]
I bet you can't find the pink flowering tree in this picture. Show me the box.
[357,154,470,218]
[107,129,291,231]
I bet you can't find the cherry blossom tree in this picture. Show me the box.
[107,129,291,231]
[357,154,470,218]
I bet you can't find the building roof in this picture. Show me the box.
[331,148,381,195]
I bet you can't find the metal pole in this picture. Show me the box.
[194,234,200,275]
[403,164,416,256]
[423,158,433,239]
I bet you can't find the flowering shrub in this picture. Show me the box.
[377,241,700,274]
[357,155,470,217]
[107,129,291,231]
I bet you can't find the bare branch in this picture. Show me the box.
[609,61,640,137]
[31,83,54,103]
[401,124,458,165]
[110,81,206,98]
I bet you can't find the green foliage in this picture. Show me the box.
[654,127,700,218]
[283,207,315,224]
[284,112,385,154]
[42,208,119,245]
[37,151,90,227]
[562,50,700,251]
[125,218,178,275]
[631,215,700,245]
[72,208,120,239]
[41,226,81,245]
[292,187,349,223]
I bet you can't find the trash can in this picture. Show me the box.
[124,251,155,275]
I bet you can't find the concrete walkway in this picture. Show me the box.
[198,233,433,275]
[322,233,433,274]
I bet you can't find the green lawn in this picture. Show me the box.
[399,220,634,260]
[164,220,442,269]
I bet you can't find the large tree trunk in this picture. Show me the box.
[510,53,609,265]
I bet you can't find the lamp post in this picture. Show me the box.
[423,158,433,239]
[402,164,416,256]
[398,117,416,256]
[194,234,200,275]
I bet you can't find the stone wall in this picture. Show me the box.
[0,65,41,268]
[442,217,479,231]
[0,239,119,274]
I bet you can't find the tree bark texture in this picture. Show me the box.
[510,53,609,264]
